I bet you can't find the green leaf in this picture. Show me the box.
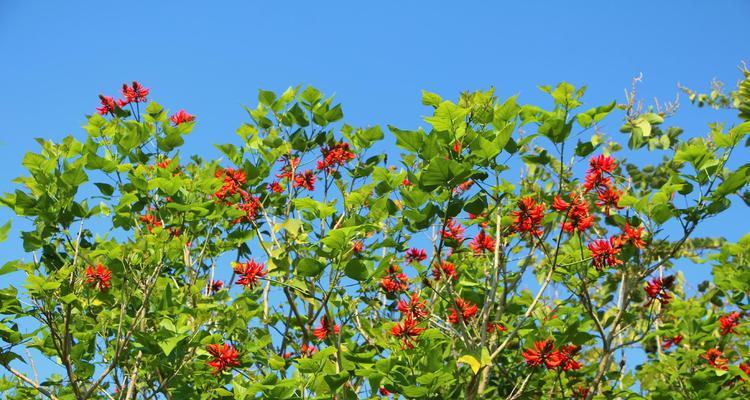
[344,259,369,281]
[389,125,424,153]
[458,355,481,374]
[297,258,325,277]
[258,89,276,106]
[424,101,468,133]
[421,90,442,108]
[420,158,471,190]
[0,220,10,243]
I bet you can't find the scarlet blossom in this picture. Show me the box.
[317,142,356,171]
[486,322,507,334]
[214,168,248,201]
[719,311,742,336]
[268,181,284,193]
[121,81,150,103]
[522,339,562,369]
[557,344,582,371]
[293,170,316,191]
[282,352,292,359]
[432,261,458,282]
[584,154,617,193]
[441,219,465,242]
[84,264,112,292]
[232,195,262,224]
[156,159,172,169]
[96,95,116,115]
[573,386,590,399]
[622,223,646,249]
[644,275,675,306]
[701,348,728,370]
[552,193,594,233]
[233,260,267,289]
[208,280,223,294]
[313,317,340,341]
[351,241,364,254]
[402,178,412,186]
[663,334,683,349]
[454,180,473,194]
[397,292,429,321]
[206,343,240,374]
[139,214,162,233]
[169,109,195,125]
[596,185,623,214]
[511,197,546,236]
[300,343,316,357]
[276,156,300,181]
[448,298,478,324]
[379,387,392,396]
[453,140,462,153]
[468,230,496,254]
[740,363,750,377]
[405,248,427,263]
[380,265,410,294]
[390,315,425,349]
[588,237,622,271]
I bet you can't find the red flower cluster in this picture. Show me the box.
[390,315,425,349]
[405,248,427,263]
[595,185,623,214]
[96,95,117,115]
[84,264,112,292]
[583,154,616,193]
[170,109,195,125]
[719,311,742,335]
[588,237,622,271]
[268,181,284,193]
[644,275,675,306]
[432,261,457,282]
[397,292,429,321]
[300,343,317,357]
[469,230,495,254]
[313,316,340,341]
[206,343,240,374]
[552,193,594,233]
[486,322,507,334]
[381,265,410,294]
[234,260,267,289]
[453,180,473,195]
[662,334,683,349]
[351,241,364,254]
[620,223,646,249]
[701,348,728,370]
[232,195,262,225]
[447,298,478,324]
[121,81,150,104]
[511,197,545,236]
[317,142,356,172]
[293,170,316,191]
[521,340,581,371]
[214,168,248,201]
[139,213,163,233]
[276,156,300,181]
[208,280,224,294]
[441,219,465,242]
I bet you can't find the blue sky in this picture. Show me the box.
[1,0,749,389]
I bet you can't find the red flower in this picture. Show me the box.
[596,186,623,214]
[313,317,340,341]
[214,168,248,201]
[170,109,195,125]
[397,292,428,321]
[402,178,412,186]
[351,241,364,254]
[557,344,582,371]
[486,322,507,334]
[300,343,317,357]
[390,315,425,349]
[232,195,262,224]
[469,230,496,254]
[622,223,646,249]
[740,363,750,377]
[441,219,465,242]
[663,334,683,349]
[206,343,240,374]
[522,339,562,369]
[644,275,675,306]
[208,280,224,294]
[588,237,622,271]
[276,156,300,181]
[584,154,617,193]
[553,193,594,233]
[378,387,392,396]
[573,386,590,399]
[511,197,546,236]
[701,348,728,370]
[139,214,162,233]
[454,180,473,195]
[293,170,316,191]
[317,142,356,172]
[84,264,112,292]
[719,311,742,336]
[432,261,458,282]
[96,95,116,115]
[268,181,284,193]
[121,81,150,103]
[234,260,267,289]
[156,159,172,169]
[380,265,410,294]
[405,248,427,263]
[448,298,478,324]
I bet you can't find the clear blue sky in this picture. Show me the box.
[1,0,748,387]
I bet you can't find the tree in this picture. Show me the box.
[0,69,748,399]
